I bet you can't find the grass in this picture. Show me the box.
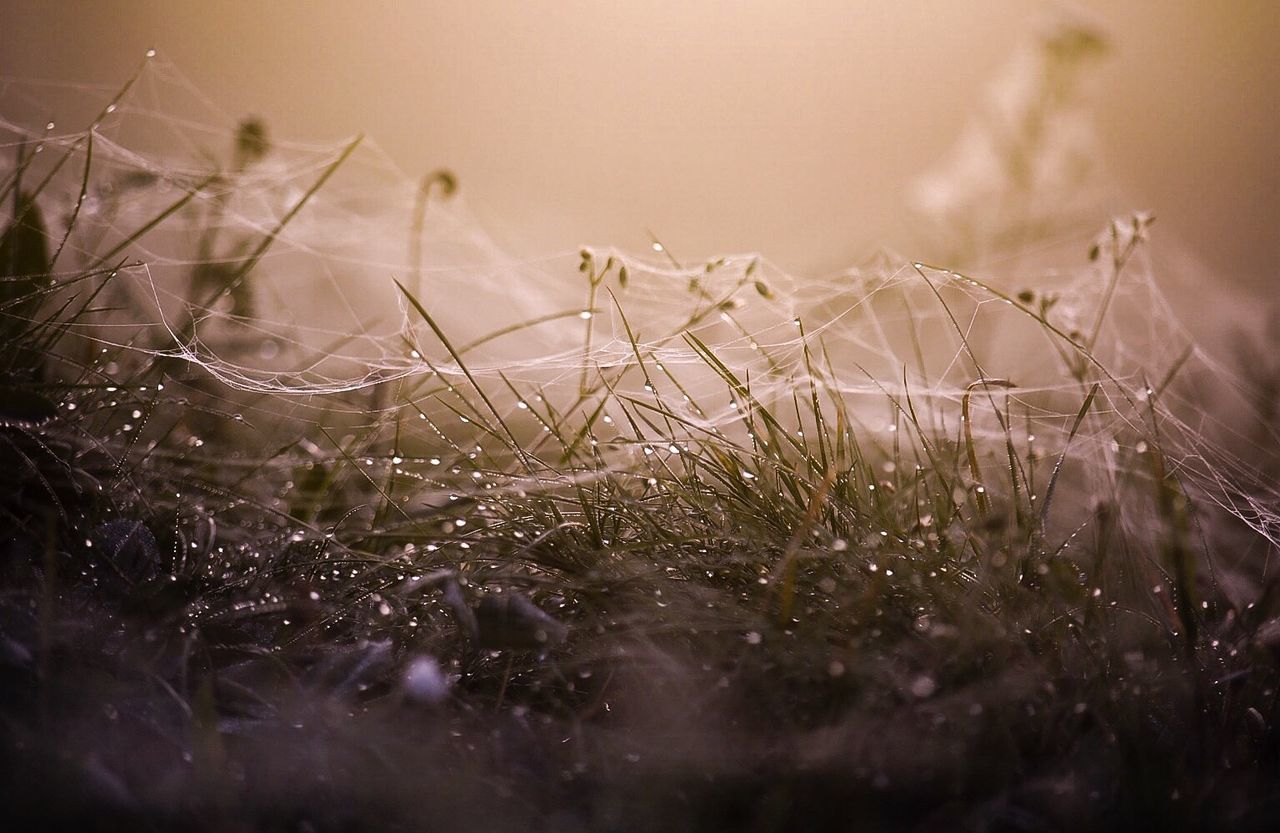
[2,76,1280,833]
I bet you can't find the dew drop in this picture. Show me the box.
[402,656,449,706]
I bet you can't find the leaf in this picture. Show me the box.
[1039,382,1100,530]
[473,592,567,650]
[90,520,160,584]
[0,387,58,428]
[0,191,51,298]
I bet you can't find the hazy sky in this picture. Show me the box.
[2,1,1277,290]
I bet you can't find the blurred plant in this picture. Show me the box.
[911,14,1109,262]
[1,145,53,380]
[189,116,274,323]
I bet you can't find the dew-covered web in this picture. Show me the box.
[2,43,1278,597]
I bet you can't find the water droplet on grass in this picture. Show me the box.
[403,656,449,706]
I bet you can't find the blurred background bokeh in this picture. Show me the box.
[2,0,1276,291]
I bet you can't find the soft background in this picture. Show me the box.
[1,0,1276,291]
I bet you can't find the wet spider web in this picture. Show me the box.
[2,47,1277,597]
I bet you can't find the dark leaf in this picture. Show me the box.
[0,387,58,428]
[91,520,161,585]
[473,591,567,651]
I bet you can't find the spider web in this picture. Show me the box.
[2,43,1277,602]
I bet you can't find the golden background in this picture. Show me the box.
[2,0,1276,291]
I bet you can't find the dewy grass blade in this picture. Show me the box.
[1038,382,1100,532]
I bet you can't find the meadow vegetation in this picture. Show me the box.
[2,49,1279,833]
